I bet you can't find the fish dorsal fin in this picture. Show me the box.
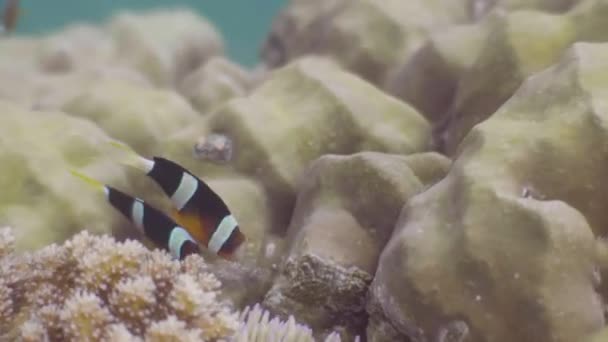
[108,140,154,173]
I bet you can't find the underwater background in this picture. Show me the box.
[5,0,608,341]
[12,0,286,66]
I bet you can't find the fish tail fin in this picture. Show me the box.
[108,140,154,173]
[70,169,108,195]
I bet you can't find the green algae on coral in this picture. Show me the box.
[0,101,140,251]
[108,8,224,87]
[62,79,200,156]
[368,42,608,342]
[263,152,450,339]
[262,0,470,86]
[438,0,608,153]
[178,56,254,115]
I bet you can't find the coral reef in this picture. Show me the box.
[178,56,254,114]
[263,152,450,338]
[261,0,470,86]
[585,326,608,342]
[367,42,608,341]
[468,0,579,19]
[0,100,136,251]
[438,0,608,153]
[0,227,238,341]
[108,8,224,87]
[236,304,351,342]
[384,15,493,124]
[37,24,116,73]
[260,0,580,93]
[62,79,200,156]
[4,2,608,341]
[160,56,431,239]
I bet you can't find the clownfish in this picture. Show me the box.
[1,0,20,34]
[70,142,245,261]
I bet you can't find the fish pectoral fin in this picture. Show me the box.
[170,208,210,245]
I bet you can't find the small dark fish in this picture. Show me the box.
[71,170,201,260]
[71,141,246,260]
[2,0,21,34]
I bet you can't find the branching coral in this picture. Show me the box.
[0,226,239,341]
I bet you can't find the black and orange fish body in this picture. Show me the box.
[71,142,246,261]
[105,185,201,260]
[144,157,246,259]
[70,170,200,261]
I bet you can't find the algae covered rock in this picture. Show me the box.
[385,19,490,124]
[263,152,450,339]
[439,9,576,153]
[367,42,608,342]
[178,56,254,114]
[261,0,470,86]
[585,327,608,342]
[0,24,150,111]
[32,66,152,111]
[439,0,608,153]
[37,23,116,73]
[0,38,45,106]
[469,0,580,19]
[163,57,431,233]
[0,37,42,70]
[108,8,224,86]
[0,101,134,251]
[345,0,582,126]
[63,79,199,155]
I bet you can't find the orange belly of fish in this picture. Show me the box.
[170,209,211,247]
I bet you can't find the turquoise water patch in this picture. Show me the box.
[7,0,287,66]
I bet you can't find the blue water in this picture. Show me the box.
[12,0,288,67]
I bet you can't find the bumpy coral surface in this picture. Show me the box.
[263,152,450,338]
[0,100,137,251]
[178,56,254,114]
[261,0,470,86]
[367,42,608,342]
[108,8,224,86]
[438,0,608,153]
[5,2,608,341]
[62,78,200,156]
[0,227,239,341]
